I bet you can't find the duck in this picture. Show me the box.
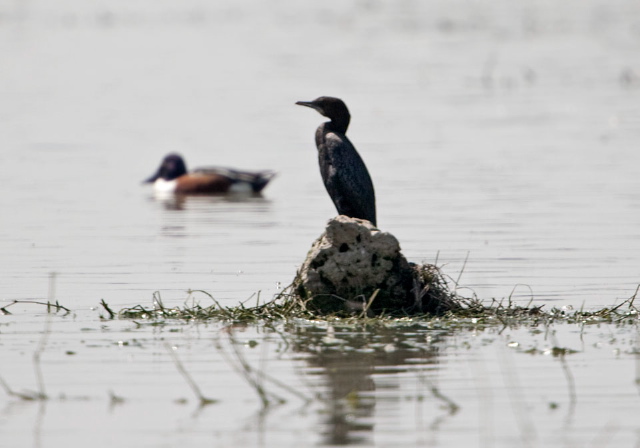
[144,153,276,194]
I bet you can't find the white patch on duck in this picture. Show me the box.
[152,178,178,193]
[228,181,254,193]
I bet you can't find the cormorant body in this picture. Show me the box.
[296,96,377,226]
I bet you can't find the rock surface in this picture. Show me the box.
[294,216,454,315]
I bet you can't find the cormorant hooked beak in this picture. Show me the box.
[296,100,325,116]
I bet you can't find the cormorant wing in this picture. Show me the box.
[321,132,376,224]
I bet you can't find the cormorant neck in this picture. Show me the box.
[326,115,350,134]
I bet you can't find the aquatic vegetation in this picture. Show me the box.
[0,299,70,316]
[105,281,640,329]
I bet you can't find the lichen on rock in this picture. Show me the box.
[294,216,457,316]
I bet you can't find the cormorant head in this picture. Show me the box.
[296,96,351,131]
[144,153,188,183]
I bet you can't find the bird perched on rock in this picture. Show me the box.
[144,153,276,194]
[296,96,377,226]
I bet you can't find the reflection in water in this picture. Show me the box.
[291,324,446,446]
[148,192,274,238]
[2,315,639,448]
[0,400,47,448]
[148,191,272,211]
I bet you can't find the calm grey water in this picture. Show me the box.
[1,1,640,447]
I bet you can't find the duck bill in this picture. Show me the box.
[143,172,159,184]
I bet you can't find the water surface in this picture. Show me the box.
[1,0,640,446]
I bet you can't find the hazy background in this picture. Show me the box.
[2,0,640,309]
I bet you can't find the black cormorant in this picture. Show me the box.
[296,96,377,226]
